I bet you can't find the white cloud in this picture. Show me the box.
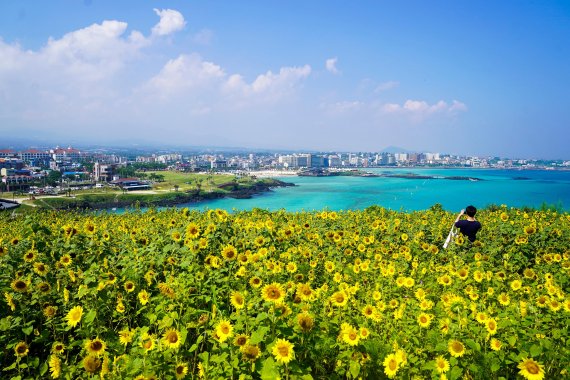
[38,20,145,82]
[151,8,186,37]
[449,100,468,112]
[222,65,312,104]
[380,99,467,122]
[321,100,363,114]
[325,57,339,74]
[0,18,153,123]
[193,29,214,45]
[146,54,225,95]
[251,65,311,93]
[375,80,399,92]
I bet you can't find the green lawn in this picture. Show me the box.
[145,171,243,192]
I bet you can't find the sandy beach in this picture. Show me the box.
[246,170,298,178]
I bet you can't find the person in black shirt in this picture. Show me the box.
[454,205,481,242]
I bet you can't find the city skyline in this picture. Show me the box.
[1,1,569,159]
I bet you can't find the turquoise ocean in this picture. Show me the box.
[174,168,570,212]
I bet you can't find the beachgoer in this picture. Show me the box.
[454,205,481,243]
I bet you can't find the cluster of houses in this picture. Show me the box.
[2,144,568,195]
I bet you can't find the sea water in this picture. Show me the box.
[176,168,570,212]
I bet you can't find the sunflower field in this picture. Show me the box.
[0,205,569,380]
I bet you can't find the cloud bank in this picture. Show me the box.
[0,9,467,150]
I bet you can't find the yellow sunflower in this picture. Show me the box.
[83,355,101,373]
[215,319,233,342]
[66,305,83,328]
[43,305,57,319]
[221,244,238,260]
[383,353,399,378]
[486,318,498,335]
[359,327,370,339]
[23,250,36,262]
[14,342,29,357]
[49,354,61,378]
[340,324,360,346]
[162,328,182,350]
[85,338,106,356]
[511,279,522,291]
[434,356,450,374]
[11,279,28,293]
[475,312,487,324]
[490,338,502,351]
[417,313,433,328]
[233,334,249,347]
[141,333,156,352]
[497,293,510,306]
[175,363,188,379]
[123,281,135,293]
[362,304,375,319]
[330,290,348,307]
[52,341,65,354]
[118,328,134,346]
[241,344,261,362]
[272,338,295,364]
[33,262,49,276]
[297,313,314,333]
[448,340,466,357]
[517,358,545,380]
[138,290,150,305]
[59,254,72,266]
[230,291,245,309]
[261,283,286,304]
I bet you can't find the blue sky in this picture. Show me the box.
[1,1,569,158]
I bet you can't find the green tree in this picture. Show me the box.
[46,170,62,186]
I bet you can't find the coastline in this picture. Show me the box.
[23,178,295,211]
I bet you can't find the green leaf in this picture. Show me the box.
[349,361,360,379]
[491,361,501,372]
[0,317,11,331]
[78,285,89,298]
[250,326,270,345]
[259,357,280,380]
[465,339,481,352]
[449,365,463,380]
[189,343,199,353]
[40,361,48,376]
[530,344,542,357]
[3,362,17,371]
[84,309,97,325]
[22,325,34,335]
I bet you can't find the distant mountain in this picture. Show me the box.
[381,146,415,154]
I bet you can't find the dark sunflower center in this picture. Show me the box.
[277,346,289,356]
[15,281,26,289]
[527,363,539,374]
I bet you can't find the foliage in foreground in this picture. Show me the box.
[0,206,569,380]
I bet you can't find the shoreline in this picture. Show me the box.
[20,178,295,211]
